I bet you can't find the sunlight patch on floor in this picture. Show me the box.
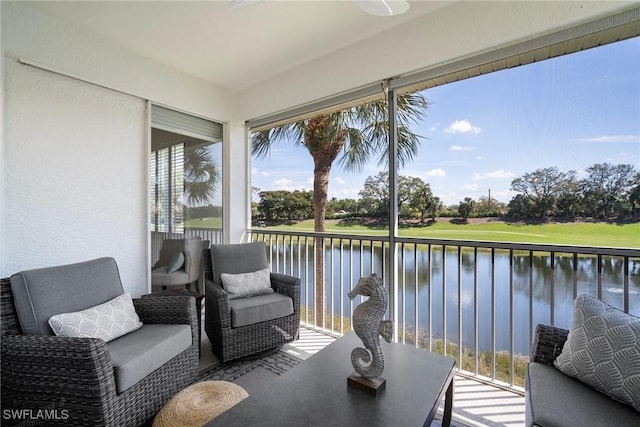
[282,327,338,360]
[452,377,525,427]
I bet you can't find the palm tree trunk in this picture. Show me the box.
[313,158,331,327]
[302,116,347,327]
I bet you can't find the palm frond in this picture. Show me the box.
[338,127,372,172]
[251,91,428,172]
[184,147,220,205]
[251,124,305,158]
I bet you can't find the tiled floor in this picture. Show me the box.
[449,377,525,427]
[199,326,526,427]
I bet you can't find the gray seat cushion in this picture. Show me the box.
[229,293,293,328]
[151,266,189,286]
[525,362,640,427]
[10,258,125,335]
[107,324,192,393]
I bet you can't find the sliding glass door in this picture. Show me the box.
[150,105,224,263]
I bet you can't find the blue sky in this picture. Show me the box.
[251,37,640,206]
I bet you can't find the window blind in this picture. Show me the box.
[150,144,184,233]
[151,104,223,142]
[170,144,185,233]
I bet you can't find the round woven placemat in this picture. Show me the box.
[153,380,248,427]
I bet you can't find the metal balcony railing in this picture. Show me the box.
[151,226,639,391]
[248,229,640,392]
[151,228,223,265]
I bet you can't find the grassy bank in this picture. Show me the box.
[184,217,639,248]
[254,218,640,248]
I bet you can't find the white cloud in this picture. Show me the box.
[476,155,483,160]
[444,119,482,135]
[462,183,478,191]
[450,145,475,151]
[424,168,446,177]
[341,188,360,198]
[472,169,515,180]
[273,178,294,190]
[261,171,270,177]
[430,123,440,132]
[573,134,639,143]
[251,167,258,175]
[335,177,345,185]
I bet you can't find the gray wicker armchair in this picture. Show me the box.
[204,242,301,362]
[152,236,204,292]
[526,324,640,427]
[529,324,569,364]
[1,258,199,427]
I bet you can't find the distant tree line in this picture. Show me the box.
[507,163,639,220]
[252,162,639,222]
[254,190,314,221]
[186,204,222,219]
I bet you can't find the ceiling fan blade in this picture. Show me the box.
[230,0,410,16]
[355,0,410,16]
[230,0,263,11]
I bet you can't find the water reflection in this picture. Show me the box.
[269,241,640,355]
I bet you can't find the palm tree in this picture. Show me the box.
[184,146,220,206]
[251,93,428,323]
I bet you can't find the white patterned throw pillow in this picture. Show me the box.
[221,268,273,300]
[48,293,143,342]
[553,294,640,412]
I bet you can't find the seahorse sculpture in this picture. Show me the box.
[347,273,393,380]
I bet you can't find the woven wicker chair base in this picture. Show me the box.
[153,380,248,427]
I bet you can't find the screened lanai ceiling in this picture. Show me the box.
[21,0,453,92]
[18,1,639,125]
[247,5,640,130]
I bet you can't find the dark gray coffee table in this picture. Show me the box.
[207,331,455,426]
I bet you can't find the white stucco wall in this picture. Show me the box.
[0,2,248,287]
[1,2,237,122]
[0,0,4,279]
[3,60,148,294]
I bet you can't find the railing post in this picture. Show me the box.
[387,81,399,342]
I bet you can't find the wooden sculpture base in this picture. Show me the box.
[347,373,386,397]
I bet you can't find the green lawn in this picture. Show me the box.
[185,217,639,248]
[185,217,222,228]
[252,219,640,248]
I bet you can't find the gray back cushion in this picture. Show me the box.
[211,242,269,285]
[183,237,204,282]
[154,237,203,282]
[154,239,186,269]
[10,257,125,335]
[553,294,640,412]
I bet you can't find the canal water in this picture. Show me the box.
[270,242,640,356]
